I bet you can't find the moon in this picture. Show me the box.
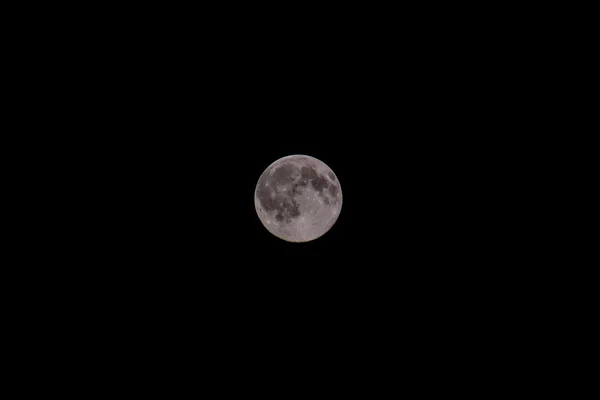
[255,154,342,242]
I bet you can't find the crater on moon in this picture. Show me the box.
[255,155,342,242]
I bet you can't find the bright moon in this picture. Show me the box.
[255,155,342,242]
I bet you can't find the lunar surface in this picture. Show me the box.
[255,155,342,242]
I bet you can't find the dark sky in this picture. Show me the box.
[68,9,513,297]
[44,9,523,380]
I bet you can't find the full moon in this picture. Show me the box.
[255,154,342,242]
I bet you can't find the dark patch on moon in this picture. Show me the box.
[291,182,304,195]
[261,192,299,223]
[300,166,317,181]
[328,183,338,198]
[300,166,327,193]
[256,175,277,213]
[271,163,296,186]
[328,171,336,181]
[311,175,328,192]
[281,196,300,220]
[257,163,294,213]
[257,164,302,223]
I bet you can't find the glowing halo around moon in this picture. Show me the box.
[254,154,342,242]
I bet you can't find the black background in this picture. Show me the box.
[25,5,529,386]
[78,19,506,279]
